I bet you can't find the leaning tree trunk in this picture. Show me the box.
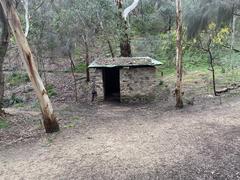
[0,0,59,133]
[116,0,132,57]
[0,3,9,114]
[175,0,183,108]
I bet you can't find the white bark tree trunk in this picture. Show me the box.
[122,0,140,20]
[175,0,183,108]
[230,14,236,70]
[23,0,29,37]
[0,0,59,133]
[0,3,8,114]
[116,0,132,57]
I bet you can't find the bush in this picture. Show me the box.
[7,73,29,86]
[74,63,87,73]
[0,117,8,129]
[46,84,57,97]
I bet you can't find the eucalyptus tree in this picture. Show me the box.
[52,0,100,80]
[0,0,59,133]
[0,3,9,114]
[96,0,119,57]
[175,0,183,108]
[184,0,240,96]
[116,0,132,57]
[28,0,56,84]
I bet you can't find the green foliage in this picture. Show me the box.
[14,103,25,108]
[184,0,233,39]
[132,16,166,36]
[155,31,176,67]
[73,47,82,60]
[0,117,8,129]
[46,84,57,97]
[74,63,87,73]
[10,94,24,105]
[183,50,209,71]
[7,73,29,86]
[131,1,175,36]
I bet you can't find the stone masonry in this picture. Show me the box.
[89,68,104,102]
[120,67,158,103]
[90,67,159,103]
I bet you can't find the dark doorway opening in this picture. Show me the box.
[102,67,120,102]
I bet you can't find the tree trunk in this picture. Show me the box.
[82,35,90,82]
[0,0,59,133]
[175,0,183,108]
[0,3,9,113]
[68,51,78,102]
[107,39,115,58]
[116,0,132,57]
[209,56,217,96]
[231,10,236,70]
[207,44,218,96]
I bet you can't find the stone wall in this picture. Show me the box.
[90,67,159,103]
[120,67,158,103]
[89,68,104,102]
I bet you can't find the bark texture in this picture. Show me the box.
[206,40,218,96]
[116,0,132,57]
[83,35,90,82]
[0,0,59,133]
[0,3,8,113]
[175,0,183,108]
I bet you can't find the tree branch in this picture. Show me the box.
[123,0,140,20]
[22,0,29,37]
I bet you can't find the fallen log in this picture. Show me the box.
[216,84,240,94]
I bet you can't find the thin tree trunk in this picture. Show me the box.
[231,12,236,70]
[40,56,48,85]
[0,3,9,114]
[96,12,115,58]
[175,0,183,108]
[209,55,217,96]
[0,0,59,133]
[207,43,218,96]
[116,0,132,57]
[107,39,115,58]
[68,51,78,102]
[23,0,29,37]
[122,0,140,20]
[82,35,90,82]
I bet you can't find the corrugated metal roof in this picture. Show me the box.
[88,57,163,68]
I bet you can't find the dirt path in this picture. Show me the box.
[1,98,240,180]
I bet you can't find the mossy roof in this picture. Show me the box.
[88,57,163,68]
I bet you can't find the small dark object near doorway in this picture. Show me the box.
[103,68,120,102]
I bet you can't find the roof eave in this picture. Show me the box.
[88,63,163,68]
[88,57,163,68]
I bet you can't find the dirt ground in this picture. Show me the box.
[0,94,240,180]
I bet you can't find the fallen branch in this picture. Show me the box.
[222,45,240,53]
[216,84,240,94]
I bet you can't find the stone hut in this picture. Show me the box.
[89,57,162,103]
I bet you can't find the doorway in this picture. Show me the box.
[102,67,120,101]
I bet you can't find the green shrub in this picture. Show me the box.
[74,63,87,73]
[7,73,29,86]
[0,117,8,129]
[46,84,57,97]
[10,94,24,105]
